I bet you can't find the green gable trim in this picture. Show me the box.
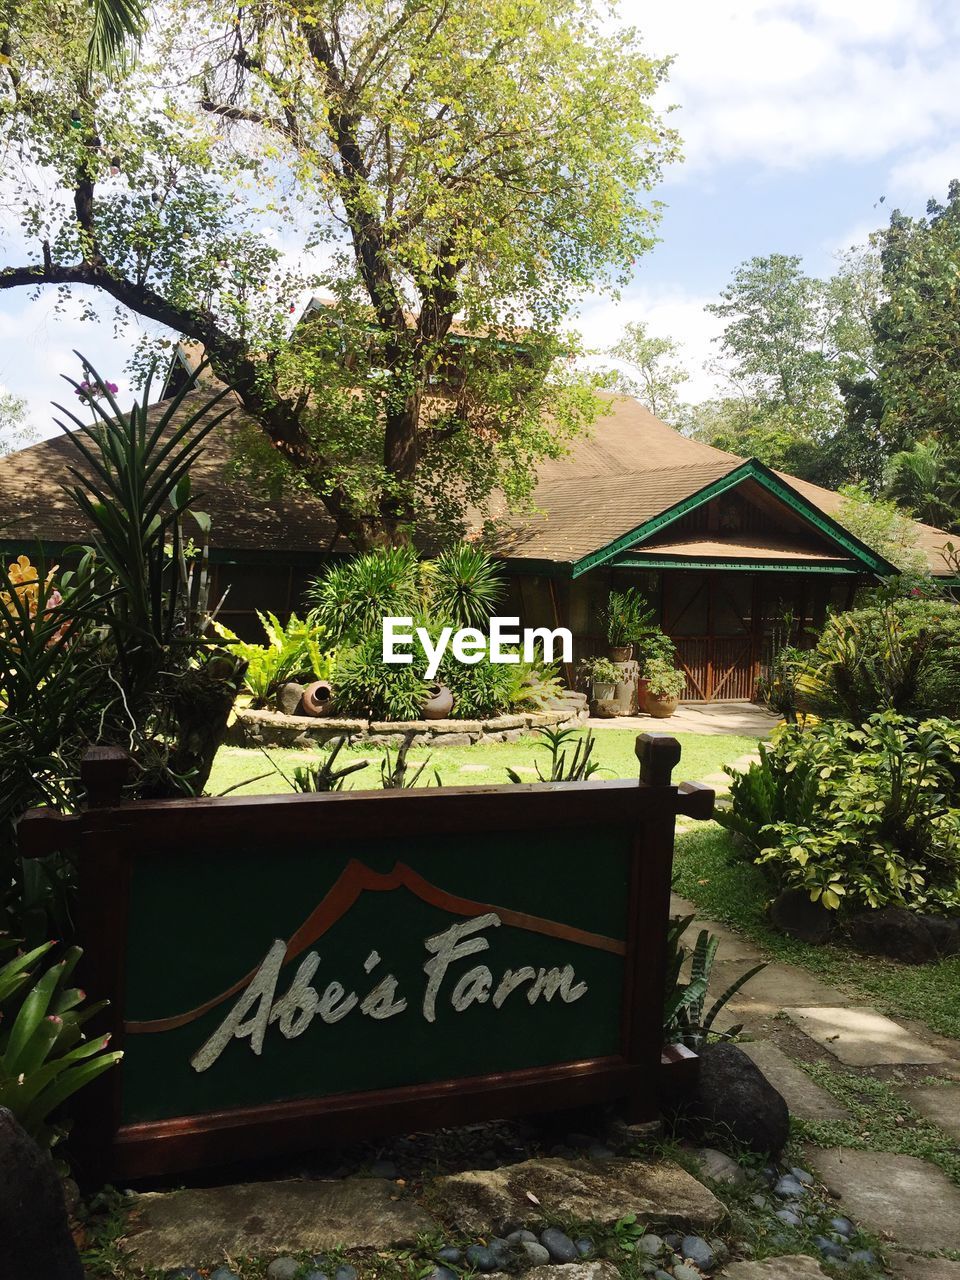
[571,459,897,579]
[611,556,861,574]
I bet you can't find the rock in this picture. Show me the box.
[775,1209,801,1227]
[427,1268,458,1280]
[575,1239,594,1258]
[774,1175,806,1199]
[506,1232,538,1245]
[587,1144,615,1160]
[844,907,960,965]
[769,889,835,944]
[520,1241,551,1266]
[0,1108,84,1280]
[522,1264,619,1280]
[847,1250,876,1266]
[370,1160,398,1179]
[541,1228,579,1262]
[805,1147,960,1251]
[305,1272,329,1280]
[267,1261,300,1280]
[722,1258,830,1279]
[686,1044,789,1156]
[431,1157,723,1235]
[464,1245,498,1272]
[119,1178,436,1270]
[674,1267,703,1280]
[277,682,307,715]
[750,1195,768,1209]
[812,1235,847,1261]
[437,1246,464,1263]
[681,1235,716,1270]
[790,1167,814,1185]
[663,1233,683,1251]
[210,1270,241,1280]
[164,1272,202,1280]
[636,1234,663,1257]
[693,1148,749,1187]
[828,1217,854,1239]
[334,1266,358,1280]
[739,1044,850,1122]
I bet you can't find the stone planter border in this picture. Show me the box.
[228,696,589,751]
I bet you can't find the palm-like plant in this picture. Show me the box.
[430,544,505,629]
[87,0,146,72]
[663,915,766,1050]
[886,438,960,530]
[308,546,422,645]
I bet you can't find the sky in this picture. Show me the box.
[3,0,960,436]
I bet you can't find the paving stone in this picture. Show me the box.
[888,1254,960,1279]
[430,1156,723,1235]
[720,1256,829,1278]
[521,1264,619,1280]
[739,1042,850,1121]
[120,1178,436,1270]
[713,964,852,1018]
[786,1006,949,1066]
[900,1082,960,1141]
[803,1148,960,1251]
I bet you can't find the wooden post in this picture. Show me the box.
[80,747,131,808]
[636,733,682,786]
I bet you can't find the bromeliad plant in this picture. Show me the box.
[506,726,601,783]
[663,914,766,1050]
[0,939,122,1152]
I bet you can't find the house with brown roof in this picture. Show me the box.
[1,382,954,703]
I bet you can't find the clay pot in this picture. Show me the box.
[422,683,454,719]
[645,693,679,718]
[637,676,650,713]
[608,644,633,663]
[592,680,616,704]
[299,680,335,717]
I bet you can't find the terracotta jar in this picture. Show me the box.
[299,680,335,717]
[608,644,633,663]
[645,693,679,718]
[422,683,454,719]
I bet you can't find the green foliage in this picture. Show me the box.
[333,631,429,722]
[0,359,244,937]
[579,655,621,686]
[643,657,686,700]
[506,726,600,783]
[720,713,960,913]
[291,739,370,792]
[0,390,32,456]
[875,181,960,452]
[508,660,564,712]
[0,939,122,1151]
[214,611,331,707]
[794,597,960,721]
[605,320,690,424]
[601,588,658,649]
[663,914,765,1050]
[308,548,423,646]
[1,0,678,548]
[428,545,505,629]
[442,654,515,720]
[837,483,930,573]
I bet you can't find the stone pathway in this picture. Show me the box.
[587,702,779,739]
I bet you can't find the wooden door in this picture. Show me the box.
[662,572,758,702]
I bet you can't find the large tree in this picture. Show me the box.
[0,0,677,547]
[605,319,690,424]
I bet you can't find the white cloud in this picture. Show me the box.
[572,288,725,402]
[619,0,960,172]
[887,142,960,203]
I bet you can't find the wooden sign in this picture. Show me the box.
[20,735,712,1179]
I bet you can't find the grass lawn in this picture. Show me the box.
[208,728,758,797]
[673,822,960,1042]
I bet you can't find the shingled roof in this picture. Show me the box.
[0,389,954,576]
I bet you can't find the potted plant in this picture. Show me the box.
[643,658,686,717]
[601,589,654,662]
[579,655,620,708]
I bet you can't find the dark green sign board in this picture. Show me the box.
[21,735,712,1179]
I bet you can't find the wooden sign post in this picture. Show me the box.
[20,734,712,1180]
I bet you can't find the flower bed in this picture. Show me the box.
[228,697,587,750]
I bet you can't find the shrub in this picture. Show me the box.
[601,588,655,648]
[579,655,620,685]
[308,546,422,644]
[429,544,505,628]
[215,611,332,707]
[663,914,765,1049]
[0,940,122,1152]
[720,713,960,913]
[509,660,564,712]
[332,631,430,721]
[506,726,601,783]
[442,653,516,719]
[794,597,960,721]
[644,657,686,700]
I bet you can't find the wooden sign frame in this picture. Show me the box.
[20,734,712,1181]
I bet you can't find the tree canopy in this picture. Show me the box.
[0,0,678,547]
